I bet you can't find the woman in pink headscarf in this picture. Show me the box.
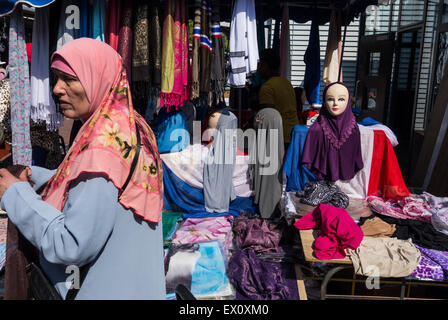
[0,38,166,300]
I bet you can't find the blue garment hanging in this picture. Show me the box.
[303,16,321,105]
[79,0,90,38]
[282,125,316,192]
[91,0,105,41]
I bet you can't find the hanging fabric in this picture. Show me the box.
[210,6,226,107]
[279,3,291,81]
[322,9,343,85]
[145,0,163,122]
[79,0,90,38]
[199,0,212,94]
[191,2,201,100]
[91,0,106,42]
[132,0,151,115]
[304,15,321,105]
[132,0,150,82]
[228,0,259,88]
[8,5,32,166]
[117,0,133,82]
[31,6,63,132]
[56,0,81,50]
[160,0,189,109]
[105,0,121,50]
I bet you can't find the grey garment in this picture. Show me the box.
[1,167,166,300]
[203,111,238,213]
[297,181,349,209]
[253,108,284,218]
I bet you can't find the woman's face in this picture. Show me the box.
[325,84,349,116]
[52,69,90,120]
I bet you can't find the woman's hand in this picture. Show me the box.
[0,167,31,199]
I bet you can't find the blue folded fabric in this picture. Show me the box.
[282,125,316,192]
[162,162,256,218]
[358,117,381,126]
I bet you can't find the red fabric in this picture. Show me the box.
[105,0,121,51]
[294,204,364,260]
[26,43,32,62]
[368,130,410,200]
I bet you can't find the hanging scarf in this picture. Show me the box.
[56,0,80,50]
[42,38,163,222]
[8,5,32,166]
[302,82,363,182]
[304,15,321,105]
[228,0,259,88]
[199,0,211,94]
[132,0,151,115]
[132,0,151,82]
[144,0,163,122]
[323,9,343,85]
[79,0,90,38]
[31,6,63,132]
[149,0,163,88]
[210,7,225,106]
[191,5,201,100]
[91,0,106,42]
[105,0,121,50]
[117,0,133,83]
[160,0,189,109]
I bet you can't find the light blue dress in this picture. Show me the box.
[0,166,166,300]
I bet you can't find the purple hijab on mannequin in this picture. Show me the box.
[302,82,364,182]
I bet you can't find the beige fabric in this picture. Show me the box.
[347,237,421,278]
[322,9,342,85]
[360,217,396,238]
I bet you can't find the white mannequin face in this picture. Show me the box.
[325,84,349,117]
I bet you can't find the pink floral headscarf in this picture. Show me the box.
[42,38,163,222]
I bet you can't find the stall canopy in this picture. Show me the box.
[1,0,384,25]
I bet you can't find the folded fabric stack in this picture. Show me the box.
[227,215,301,300]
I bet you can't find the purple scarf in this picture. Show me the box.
[302,82,363,181]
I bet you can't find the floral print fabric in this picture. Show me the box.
[8,5,32,165]
[367,195,432,222]
[409,245,448,281]
[41,66,163,222]
[171,216,234,251]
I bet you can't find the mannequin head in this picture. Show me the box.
[208,111,222,130]
[324,83,350,117]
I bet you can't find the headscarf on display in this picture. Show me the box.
[43,38,163,222]
[160,0,189,109]
[203,110,238,213]
[253,108,284,219]
[302,82,363,182]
